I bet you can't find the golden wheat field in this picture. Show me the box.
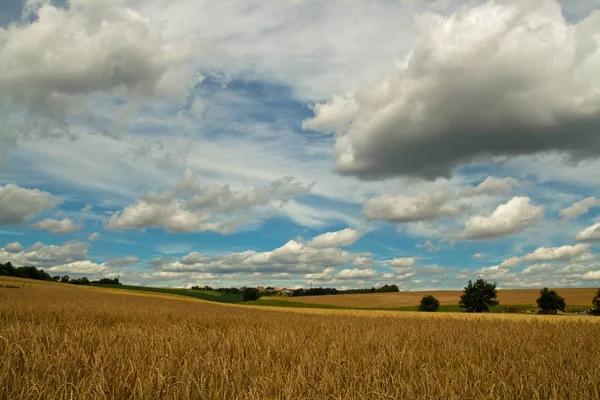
[1,278,600,400]
[280,288,598,308]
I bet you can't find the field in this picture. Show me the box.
[2,278,600,399]
[90,283,242,303]
[279,288,598,310]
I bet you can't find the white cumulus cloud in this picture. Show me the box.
[575,223,600,242]
[108,169,314,233]
[304,0,600,180]
[0,184,61,225]
[461,197,544,240]
[31,218,81,234]
[4,242,24,253]
[308,228,362,249]
[559,197,599,220]
[363,190,459,223]
[461,177,520,197]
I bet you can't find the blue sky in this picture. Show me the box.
[1,0,600,289]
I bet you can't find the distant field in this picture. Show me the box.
[1,277,600,399]
[279,288,598,309]
[90,283,242,303]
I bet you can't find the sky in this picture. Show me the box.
[1,0,600,290]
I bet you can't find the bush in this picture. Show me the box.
[459,278,499,313]
[242,287,261,302]
[418,295,440,312]
[536,288,566,314]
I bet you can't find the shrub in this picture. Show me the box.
[242,287,261,302]
[536,288,566,314]
[459,279,499,313]
[418,295,440,312]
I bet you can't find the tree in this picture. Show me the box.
[242,287,261,302]
[419,295,440,312]
[60,275,69,283]
[590,288,600,316]
[69,277,90,285]
[459,278,499,312]
[52,276,60,282]
[536,287,566,314]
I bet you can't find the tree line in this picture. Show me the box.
[292,284,399,297]
[0,262,120,286]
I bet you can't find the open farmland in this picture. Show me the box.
[279,288,598,309]
[2,278,600,400]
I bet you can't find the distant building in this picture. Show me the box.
[256,286,265,292]
[281,288,295,295]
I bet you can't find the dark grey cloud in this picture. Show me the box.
[304,1,600,180]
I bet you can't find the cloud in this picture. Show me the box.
[363,190,459,223]
[280,200,363,229]
[4,242,24,253]
[472,253,485,259]
[0,0,193,136]
[475,256,600,289]
[108,169,314,233]
[88,232,101,241]
[303,0,600,180]
[521,263,556,276]
[390,257,417,268]
[495,243,594,269]
[461,197,544,240]
[304,267,337,281]
[522,243,592,263]
[31,217,81,234]
[575,223,600,242]
[416,240,439,253]
[0,184,61,225]
[461,177,520,197]
[104,256,140,268]
[150,229,373,283]
[582,270,600,280]
[478,243,597,288]
[47,260,108,275]
[336,268,377,279]
[0,240,89,268]
[307,228,362,249]
[559,197,599,220]
[158,239,366,275]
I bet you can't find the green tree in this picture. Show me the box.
[459,279,499,312]
[418,295,440,312]
[536,288,566,314]
[60,275,69,283]
[590,288,600,316]
[242,287,261,302]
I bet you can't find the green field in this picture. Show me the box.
[91,284,242,303]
